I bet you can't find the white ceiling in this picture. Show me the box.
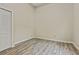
[30,3,48,8]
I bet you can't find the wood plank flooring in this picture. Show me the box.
[0,38,79,55]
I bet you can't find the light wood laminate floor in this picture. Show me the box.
[0,38,79,55]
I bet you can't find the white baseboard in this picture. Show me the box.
[72,42,79,50]
[12,44,15,48]
[35,37,73,43]
[14,37,33,46]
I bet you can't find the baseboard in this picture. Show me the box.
[72,42,79,50]
[35,37,73,44]
[12,44,15,48]
[14,37,33,45]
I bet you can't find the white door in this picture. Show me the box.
[0,8,12,51]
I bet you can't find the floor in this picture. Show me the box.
[0,38,79,55]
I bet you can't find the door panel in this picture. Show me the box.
[0,9,12,51]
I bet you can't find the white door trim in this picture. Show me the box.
[0,8,14,48]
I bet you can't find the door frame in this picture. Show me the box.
[0,8,14,48]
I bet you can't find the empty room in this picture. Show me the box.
[0,3,79,55]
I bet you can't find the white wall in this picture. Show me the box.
[0,3,34,44]
[0,3,78,49]
[36,4,73,42]
[73,4,79,49]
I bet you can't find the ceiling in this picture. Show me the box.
[30,3,48,8]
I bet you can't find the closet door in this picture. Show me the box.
[0,8,12,51]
